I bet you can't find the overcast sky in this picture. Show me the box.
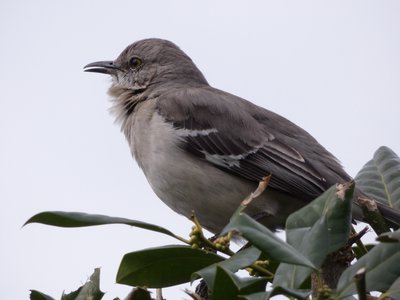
[1,1,400,299]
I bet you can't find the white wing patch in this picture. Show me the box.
[176,128,219,137]
[204,153,244,168]
[203,144,263,168]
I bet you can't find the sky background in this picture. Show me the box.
[1,1,400,299]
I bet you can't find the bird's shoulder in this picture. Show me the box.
[155,85,312,146]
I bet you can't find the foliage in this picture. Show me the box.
[30,268,104,300]
[26,147,400,299]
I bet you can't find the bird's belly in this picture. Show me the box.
[146,151,253,232]
[148,156,307,233]
[143,142,304,233]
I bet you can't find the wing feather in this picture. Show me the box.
[157,86,350,201]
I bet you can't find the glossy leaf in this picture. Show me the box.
[29,291,55,300]
[274,184,353,289]
[24,211,177,239]
[212,266,241,300]
[222,211,315,269]
[355,146,400,209]
[117,245,224,288]
[377,228,400,243]
[239,292,267,300]
[387,277,400,300]
[61,268,104,300]
[212,266,268,300]
[30,269,104,300]
[269,286,310,300]
[194,246,261,290]
[336,241,400,297]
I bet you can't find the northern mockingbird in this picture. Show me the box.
[84,38,399,233]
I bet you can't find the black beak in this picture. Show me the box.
[83,60,122,75]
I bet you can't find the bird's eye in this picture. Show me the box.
[129,57,142,69]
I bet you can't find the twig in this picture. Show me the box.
[354,267,367,300]
[184,288,202,300]
[242,176,271,206]
[350,226,369,258]
[357,196,390,235]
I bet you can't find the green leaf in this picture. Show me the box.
[355,146,400,209]
[117,245,224,288]
[286,183,353,233]
[240,286,310,300]
[336,241,400,297]
[62,268,104,300]
[377,228,400,243]
[238,277,269,296]
[30,269,104,300]
[274,183,353,289]
[24,211,177,239]
[352,244,374,259]
[212,266,268,300]
[212,266,241,300]
[387,277,400,300]
[269,286,310,300]
[194,246,262,290]
[239,292,267,300]
[29,290,55,300]
[222,211,315,269]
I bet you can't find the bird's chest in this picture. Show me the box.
[126,100,179,170]
[126,102,200,212]
[123,101,246,227]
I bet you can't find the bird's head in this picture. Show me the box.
[84,38,208,98]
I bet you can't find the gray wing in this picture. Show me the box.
[156,86,351,201]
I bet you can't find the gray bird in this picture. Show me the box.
[84,38,399,233]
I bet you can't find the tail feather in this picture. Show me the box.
[376,201,400,230]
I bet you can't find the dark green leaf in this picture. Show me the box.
[222,211,315,269]
[62,268,104,300]
[239,292,267,300]
[24,211,177,239]
[29,290,55,300]
[212,266,268,300]
[117,245,224,288]
[377,228,400,243]
[212,266,241,300]
[286,183,353,234]
[337,241,400,297]
[194,246,261,290]
[352,244,374,259]
[355,146,400,209]
[387,277,400,300]
[271,247,311,290]
[274,184,353,289]
[268,286,310,299]
[61,286,83,300]
[238,277,269,296]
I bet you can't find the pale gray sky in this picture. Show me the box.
[1,1,399,299]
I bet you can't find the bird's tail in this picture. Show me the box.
[376,201,400,230]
